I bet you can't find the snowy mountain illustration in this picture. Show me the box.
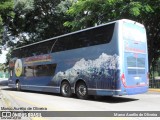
[54,53,119,81]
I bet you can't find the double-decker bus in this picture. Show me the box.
[8,19,149,99]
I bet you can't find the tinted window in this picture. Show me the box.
[12,39,57,58]
[12,23,115,58]
[24,64,57,77]
[52,23,115,52]
[11,49,19,58]
[24,66,35,77]
[127,57,136,67]
[127,56,145,74]
[137,58,145,67]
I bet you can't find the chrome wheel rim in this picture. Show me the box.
[78,85,86,96]
[62,83,69,95]
[16,83,19,89]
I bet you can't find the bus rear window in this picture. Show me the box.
[127,57,136,67]
[123,22,146,42]
[127,56,145,74]
[137,58,145,67]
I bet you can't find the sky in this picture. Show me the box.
[0,50,8,63]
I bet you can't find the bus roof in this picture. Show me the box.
[13,19,142,50]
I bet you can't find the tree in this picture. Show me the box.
[0,15,2,53]
[0,0,14,53]
[0,63,6,72]
[64,0,160,74]
[8,0,73,48]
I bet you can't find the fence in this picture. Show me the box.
[149,79,160,88]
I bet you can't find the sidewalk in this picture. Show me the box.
[149,88,160,92]
[0,88,6,108]
[0,78,8,80]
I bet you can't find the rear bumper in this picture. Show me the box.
[123,86,148,95]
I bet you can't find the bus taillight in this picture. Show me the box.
[121,73,126,87]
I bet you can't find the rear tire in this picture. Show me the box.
[61,81,72,97]
[76,82,88,99]
[16,81,21,91]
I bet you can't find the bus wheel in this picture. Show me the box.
[61,81,72,97]
[76,82,88,99]
[16,81,21,91]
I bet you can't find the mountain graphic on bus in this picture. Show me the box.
[53,53,119,83]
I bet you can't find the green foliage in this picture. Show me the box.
[0,0,14,22]
[0,63,6,72]
[64,0,154,30]
[0,15,2,43]
[57,0,76,13]
[0,0,14,53]
[9,0,73,47]
[14,0,34,13]
[64,0,109,30]
[0,15,3,54]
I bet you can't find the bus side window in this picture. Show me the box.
[91,23,115,45]
[24,64,57,77]
[52,40,61,52]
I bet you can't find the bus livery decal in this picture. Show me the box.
[14,59,23,77]
[53,53,119,84]
[24,55,52,64]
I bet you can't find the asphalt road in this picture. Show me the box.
[0,85,160,120]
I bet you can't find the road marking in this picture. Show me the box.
[111,118,131,120]
[8,92,71,120]
[1,91,47,120]
[1,91,12,108]
[7,93,49,120]
[9,93,47,108]
[31,117,48,120]
[8,92,65,111]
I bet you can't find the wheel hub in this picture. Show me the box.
[78,85,86,96]
[62,84,69,95]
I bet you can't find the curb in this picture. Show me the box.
[149,89,160,92]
